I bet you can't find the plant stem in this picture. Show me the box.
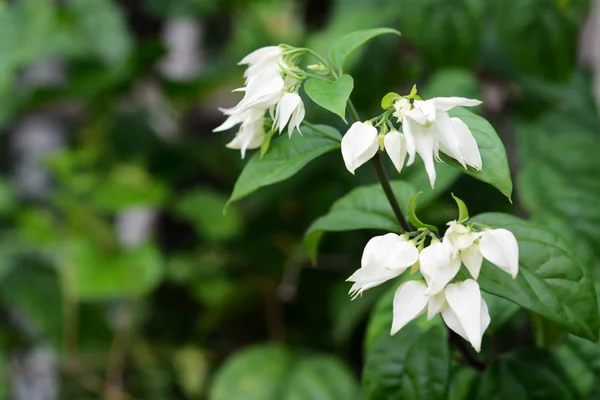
[346,100,411,233]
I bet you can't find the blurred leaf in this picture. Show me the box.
[447,367,479,400]
[397,0,484,66]
[482,292,519,333]
[64,239,163,300]
[494,0,579,81]
[304,180,416,262]
[477,349,579,399]
[0,179,16,217]
[445,108,513,200]
[304,75,354,122]
[210,345,358,400]
[328,28,401,72]
[363,323,449,400]
[69,0,133,66]
[283,355,360,400]
[471,213,599,342]
[173,347,208,399]
[175,189,242,242]
[555,333,600,398]
[422,69,481,100]
[227,124,341,206]
[92,165,168,212]
[530,313,566,349]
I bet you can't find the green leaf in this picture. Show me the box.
[363,323,449,400]
[407,192,438,233]
[477,349,579,399]
[210,345,292,400]
[303,180,416,262]
[555,333,600,398]
[381,92,401,110]
[328,28,401,72]
[471,212,599,341]
[451,193,469,223]
[444,108,513,200]
[422,69,481,99]
[64,239,164,300]
[227,124,341,206]
[175,189,242,242]
[210,345,359,400]
[303,75,354,122]
[283,355,360,400]
[530,313,566,349]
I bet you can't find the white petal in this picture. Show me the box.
[427,291,446,320]
[225,118,265,158]
[461,243,483,280]
[289,100,305,138]
[412,125,438,187]
[241,75,284,110]
[383,130,407,172]
[402,118,417,166]
[213,112,243,132]
[451,118,482,170]
[413,99,437,122]
[443,280,486,352]
[361,233,418,271]
[434,111,466,168]
[433,97,482,112]
[479,229,519,279]
[340,122,379,174]
[419,241,461,295]
[347,267,401,299]
[275,93,301,134]
[391,280,428,334]
[239,46,282,65]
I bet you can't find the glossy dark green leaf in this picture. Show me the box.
[444,108,512,200]
[303,180,416,262]
[303,75,354,122]
[477,349,579,400]
[328,28,401,72]
[227,124,341,206]
[471,213,599,341]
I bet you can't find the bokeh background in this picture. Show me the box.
[0,0,600,398]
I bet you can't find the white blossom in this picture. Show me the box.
[479,228,519,279]
[274,92,305,137]
[383,130,407,172]
[341,122,379,174]
[443,221,483,279]
[347,233,419,299]
[225,116,265,158]
[419,240,461,295]
[441,280,490,352]
[397,97,482,187]
[390,279,490,352]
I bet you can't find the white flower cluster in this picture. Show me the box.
[213,46,305,158]
[341,96,482,187]
[347,221,519,351]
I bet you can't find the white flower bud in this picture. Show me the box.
[341,122,379,174]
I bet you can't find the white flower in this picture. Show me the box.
[398,97,482,187]
[391,280,429,334]
[274,92,305,137]
[393,97,412,120]
[419,240,461,295]
[239,46,283,84]
[225,116,265,158]
[391,279,490,352]
[239,74,285,111]
[479,228,519,279]
[443,221,483,279]
[383,130,407,172]
[347,233,419,299]
[341,122,379,174]
[441,280,490,352]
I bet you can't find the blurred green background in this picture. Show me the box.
[0,0,599,398]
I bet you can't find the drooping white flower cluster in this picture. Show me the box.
[347,222,519,352]
[213,46,305,158]
[341,96,482,187]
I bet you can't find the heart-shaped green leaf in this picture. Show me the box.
[304,75,354,122]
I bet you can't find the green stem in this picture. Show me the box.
[346,100,411,233]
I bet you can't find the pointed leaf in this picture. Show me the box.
[303,181,416,262]
[381,92,401,110]
[408,192,438,233]
[329,28,401,72]
[451,193,469,223]
[227,124,341,206]
[304,75,354,122]
[443,108,512,200]
[471,212,599,342]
